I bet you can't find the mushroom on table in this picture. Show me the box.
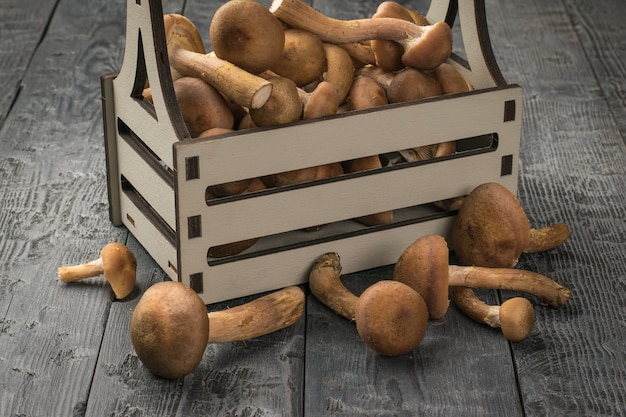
[58,242,136,299]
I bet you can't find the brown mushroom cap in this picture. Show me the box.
[99,242,137,299]
[451,182,531,268]
[499,297,536,342]
[174,77,234,138]
[355,280,428,356]
[400,21,453,70]
[271,29,326,87]
[393,234,450,320]
[130,281,209,379]
[209,0,285,74]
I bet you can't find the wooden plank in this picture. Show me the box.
[563,0,626,139]
[485,0,626,415]
[0,0,57,124]
[0,0,131,415]
[305,266,524,416]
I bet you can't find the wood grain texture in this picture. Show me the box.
[0,0,624,416]
[0,0,58,124]
[0,0,129,415]
[486,0,626,415]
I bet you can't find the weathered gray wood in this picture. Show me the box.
[564,0,626,141]
[305,266,524,417]
[0,0,58,124]
[0,0,130,415]
[486,0,626,415]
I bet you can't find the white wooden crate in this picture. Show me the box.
[101,0,523,304]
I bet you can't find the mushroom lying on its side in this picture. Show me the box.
[58,242,136,299]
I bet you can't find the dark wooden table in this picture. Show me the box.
[1,0,624,416]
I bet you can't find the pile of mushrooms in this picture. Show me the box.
[308,181,572,353]
[152,0,470,244]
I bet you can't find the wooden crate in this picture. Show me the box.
[101,0,522,304]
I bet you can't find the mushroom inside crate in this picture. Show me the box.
[159,0,493,256]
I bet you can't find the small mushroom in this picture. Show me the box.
[270,0,453,70]
[58,242,137,299]
[130,282,305,379]
[394,234,571,319]
[164,14,272,109]
[309,253,428,356]
[450,286,536,342]
[271,29,327,87]
[451,182,571,268]
[209,0,285,74]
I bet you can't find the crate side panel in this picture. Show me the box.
[185,216,455,304]
[117,138,176,229]
[119,190,178,280]
[175,87,522,186]
[180,147,518,248]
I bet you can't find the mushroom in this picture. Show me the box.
[163,13,206,83]
[269,0,453,70]
[309,252,428,356]
[525,223,572,254]
[322,43,355,104]
[58,242,136,299]
[370,1,418,71]
[209,0,285,75]
[433,62,473,95]
[271,29,327,87]
[394,234,571,317]
[337,41,376,68]
[341,75,393,226]
[451,182,571,268]
[173,77,234,138]
[130,282,305,379]
[450,286,536,342]
[355,64,394,92]
[300,81,339,120]
[164,14,272,109]
[249,75,303,127]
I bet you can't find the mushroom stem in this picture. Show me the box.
[450,286,536,342]
[308,252,358,321]
[525,223,571,253]
[269,0,452,70]
[58,258,104,282]
[207,286,305,343]
[170,49,273,110]
[448,265,571,308]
